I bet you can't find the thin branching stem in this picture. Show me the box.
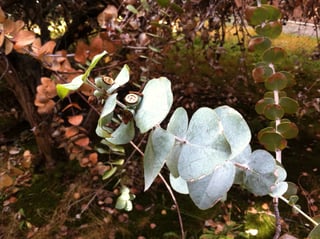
[158,173,185,239]
[273,198,281,239]
[279,196,319,227]
[129,140,185,239]
[269,62,282,239]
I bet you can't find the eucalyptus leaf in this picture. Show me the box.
[178,107,231,181]
[106,120,135,145]
[248,36,272,53]
[214,105,251,158]
[56,74,84,99]
[179,145,229,181]
[255,98,274,115]
[269,181,288,197]
[255,21,282,39]
[188,161,235,210]
[144,128,175,191]
[279,97,299,114]
[166,107,189,177]
[248,149,276,174]
[95,125,112,138]
[107,64,130,93]
[244,170,277,196]
[243,149,288,196]
[83,51,107,80]
[283,182,298,199]
[170,174,189,194]
[166,143,183,178]
[135,77,173,133]
[100,139,125,154]
[252,64,273,83]
[263,47,286,63]
[231,145,252,185]
[102,166,117,180]
[167,107,188,138]
[265,72,288,91]
[115,186,135,211]
[275,165,287,182]
[98,93,118,127]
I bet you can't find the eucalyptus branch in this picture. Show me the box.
[129,140,185,239]
[279,196,319,227]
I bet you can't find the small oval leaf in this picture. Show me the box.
[265,72,288,91]
[135,77,173,133]
[263,47,286,63]
[277,121,299,139]
[255,98,274,115]
[252,64,273,83]
[144,128,175,191]
[106,120,135,145]
[255,21,282,39]
[264,104,284,120]
[259,130,287,151]
[248,36,272,52]
[279,97,299,114]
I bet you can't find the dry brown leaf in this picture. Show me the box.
[0,173,14,190]
[89,36,103,59]
[75,40,89,64]
[70,145,83,154]
[74,137,90,147]
[9,166,24,176]
[62,103,82,112]
[97,5,118,29]
[41,77,57,98]
[68,115,84,126]
[39,40,56,55]
[34,93,49,106]
[103,39,116,54]
[5,39,13,55]
[42,55,61,71]
[13,20,25,34]
[36,84,46,94]
[55,50,67,63]
[0,31,4,47]
[79,157,89,167]
[89,152,98,165]
[37,100,55,114]
[4,19,17,35]
[64,126,79,138]
[31,37,42,57]
[79,82,94,96]
[13,30,36,51]
[0,7,6,23]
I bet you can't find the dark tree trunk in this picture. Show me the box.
[0,53,56,168]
